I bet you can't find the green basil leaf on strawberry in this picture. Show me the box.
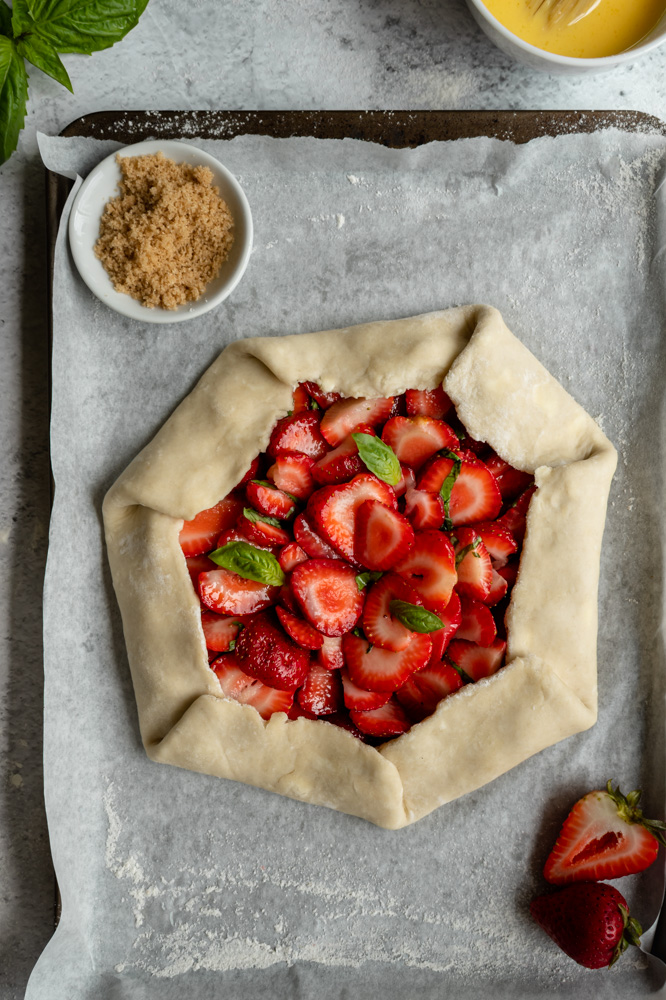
[388,599,444,633]
[454,536,480,567]
[242,506,282,528]
[438,449,462,530]
[0,35,28,165]
[355,570,384,591]
[209,540,285,587]
[352,432,401,486]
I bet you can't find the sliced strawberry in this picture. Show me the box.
[278,582,298,613]
[201,610,243,652]
[405,387,453,419]
[382,416,458,470]
[396,661,463,721]
[341,668,392,711]
[473,522,518,567]
[484,452,534,501]
[393,530,457,612]
[266,451,315,501]
[428,590,462,664]
[199,569,280,616]
[278,542,309,574]
[268,411,329,461]
[237,511,291,548]
[310,474,397,562]
[320,396,395,447]
[343,631,431,692]
[297,661,344,715]
[420,455,502,526]
[362,572,422,651]
[246,481,297,520]
[350,697,411,737]
[179,496,245,556]
[496,485,537,544]
[393,464,416,498]
[417,453,459,494]
[291,558,364,637]
[235,613,310,691]
[288,702,318,721]
[456,596,497,646]
[326,710,364,739]
[301,381,342,409]
[293,512,339,560]
[212,655,293,719]
[216,527,258,549]
[311,424,376,486]
[276,606,324,651]
[447,637,506,681]
[236,456,262,488]
[452,527,492,601]
[543,781,665,885]
[185,553,216,585]
[354,500,415,572]
[404,488,445,530]
[497,561,519,589]
[292,383,311,414]
[317,635,344,671]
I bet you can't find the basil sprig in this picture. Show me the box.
[209,541,285,588]
[352,432,401,486]
[439,449,462,531]
[242,507,281,528]
[0,0,149,165]
[389,599,444,633]
[455,536,481,567]
[355,570,383,591]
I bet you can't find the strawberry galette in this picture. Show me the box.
[103,306,617,828]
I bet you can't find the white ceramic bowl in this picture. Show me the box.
[69,139,253,324]
[466,0,666,74]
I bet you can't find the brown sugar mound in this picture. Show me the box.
[94,152,235,310]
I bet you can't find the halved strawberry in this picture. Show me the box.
[266,452,315,501]
[473,522,518,567]
[179,496,245,556]
[199,569,280,616]
[343,631,431,692]
[405,387,453,419]
[292,383,311,414]
[237,511,291,548]
[382,416,458,470]
[236,456,262,488]
[310,474,397,562]
[393,530,457,612]
[278,542,309,574]
[362,572,422,651]
[212,655,293,719]
[276,606,324,651]
[484,452,534,501]
[396,661,463,721]
[349,697,411,737]
[246,481,298,520]
[291,558,364,636]
[201,610,243,652]
[235,613,310,691]
[543,781,666,885]
[456,596,497,646]
[404,488,445,530]
[428,590,462,664]
[452,527,492,601]
[447,637,506,681]
[341,668,392,711]
[293,512,339,560]
[185,553,216,585]
[354,500,415,572]
[297,661,344,715]
[496,485,537,544]
[311,424,376,486]
[268,411,329,461]
[320,396,395,447]
[301,381,342,409]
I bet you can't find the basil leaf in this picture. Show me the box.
[209,541,285,588]
[242,507,281,528]
[439,449,462,531]
[352,432,401,486]
[0,37,28,165]
[455,537,480,568]
[445,656,473,685]
[355,570,383,591]
[389,599,444,633]
[17,0,149,56]
[11,0,32,35]
[17,32,72,90]
[0,3,13,36]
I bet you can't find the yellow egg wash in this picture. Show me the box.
[482,0,666,57]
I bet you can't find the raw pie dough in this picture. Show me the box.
[103,305,617,829]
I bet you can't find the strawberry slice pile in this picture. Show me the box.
[180,381,535,740]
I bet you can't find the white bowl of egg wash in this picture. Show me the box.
[466,0,666,73]
[69,139,253,323]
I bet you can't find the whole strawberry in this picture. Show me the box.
[530,883,642,969]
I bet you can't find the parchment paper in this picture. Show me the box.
[29,128,666,999]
